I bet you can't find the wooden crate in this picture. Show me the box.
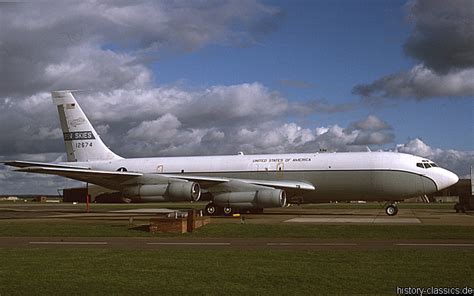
[149,215,211,233]
[194,216,211,228]
[149,218,187,233]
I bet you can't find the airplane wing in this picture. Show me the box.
[2,160,90,170]
[7,163,315,195]
[159,174,316,191]
[14,166,142,190]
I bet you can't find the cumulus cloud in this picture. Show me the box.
[6,83,351,159]
[353,0,474,100]
[404,0,474,73]
[345,115,394,146]
[59,81,385,157]
[0,0,286,193]
[126,114,182,140]
[0,0,282,159]
[0,0,283,158]
[346,115,391,132]
[295,115,393,151]
[118,114,396,157]
[0,0,282,97]
[397,138,474,178]
[180,83,288,127]
[353,64,474,100]
[351,131,394,146]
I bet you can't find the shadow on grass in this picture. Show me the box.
[129,224,150,232]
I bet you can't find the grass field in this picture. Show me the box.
[0,248,472,295]
[0,221,473,239]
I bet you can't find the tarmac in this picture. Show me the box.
[0,202,473,250]
[1,203,473,225]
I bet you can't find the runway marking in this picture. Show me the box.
[395,243,474,247]
[267,243,358,246]
[29,241,108,245]
[146,242,231,246]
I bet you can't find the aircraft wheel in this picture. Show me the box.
[223,206,233,216]
[121,197,132,204]
[205,203,217,216]
[385,204,398,216]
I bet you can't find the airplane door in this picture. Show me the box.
[276,162,284,178]
[417,174,427,196]
[156,165,163,173]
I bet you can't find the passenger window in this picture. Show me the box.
[416,163,423,168]
[423,163,431,168]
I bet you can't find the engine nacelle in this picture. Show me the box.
[123,182,201,202]
[213,189,286,209]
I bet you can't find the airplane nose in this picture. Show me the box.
[436,169,459,191]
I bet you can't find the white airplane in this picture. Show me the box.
[4,90,459,216]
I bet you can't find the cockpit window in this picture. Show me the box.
[417,162,437,169]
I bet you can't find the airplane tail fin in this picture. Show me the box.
[52,90,122,162]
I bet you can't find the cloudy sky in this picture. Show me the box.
[0,0,473,194]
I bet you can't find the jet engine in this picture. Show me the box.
[213,189,286,209]
[123,182,201,202]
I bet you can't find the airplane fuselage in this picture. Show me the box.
[75,151,453,203]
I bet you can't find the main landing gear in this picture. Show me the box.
[204,202,234,216]
[204,202,218,216]
[223,206,233,215]
[385,203,399,216]
[204,202,263,216]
